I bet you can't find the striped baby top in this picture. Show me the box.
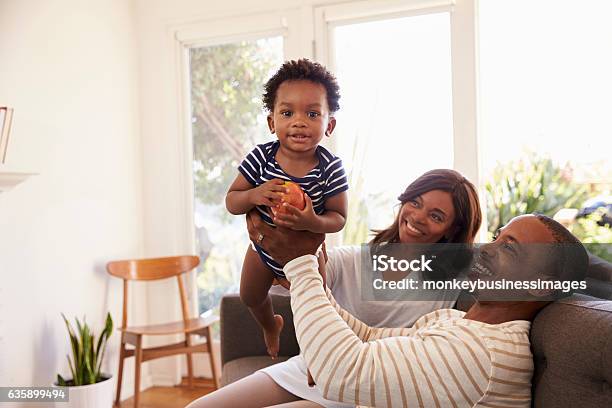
[285,255,534,408]
[238,140,348,277]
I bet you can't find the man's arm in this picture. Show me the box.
[324,286,412,341]
[247,211,409,341]
[284,256,490,407]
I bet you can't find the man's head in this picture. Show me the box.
[470,214,588,301]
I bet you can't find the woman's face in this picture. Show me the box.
[398,189,456,244]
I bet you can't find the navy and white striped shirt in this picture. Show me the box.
[238,140,348,277]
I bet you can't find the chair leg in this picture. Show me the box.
[134,335,143,408]
[205,327,220,389]
[115,339,126,407]
[185,334,194,388]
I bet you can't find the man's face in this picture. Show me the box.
[469,215,555,300]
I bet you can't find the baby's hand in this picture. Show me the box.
[273,195,319,231]
[248,179,286,207]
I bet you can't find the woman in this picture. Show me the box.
[187,169,481,408]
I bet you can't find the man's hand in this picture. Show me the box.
[247,210,325,266]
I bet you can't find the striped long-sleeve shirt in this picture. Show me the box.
[285,255,534,408]
[239,140,348,278]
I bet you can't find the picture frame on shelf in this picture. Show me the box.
[1,106,14,164]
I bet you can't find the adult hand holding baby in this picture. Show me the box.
[246,210,324,266]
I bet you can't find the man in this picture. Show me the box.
[247,213,588,408]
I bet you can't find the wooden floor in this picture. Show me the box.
[118,378,215,408]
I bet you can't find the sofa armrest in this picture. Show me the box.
[220,293,300,367]
[531,294,612,408]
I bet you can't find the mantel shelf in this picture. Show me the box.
[0,171,36,193]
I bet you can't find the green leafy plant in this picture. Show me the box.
[570,209,612,262]
[56,312,113,386]
[485,153,588,237]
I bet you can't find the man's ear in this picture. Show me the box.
[325,116,336,136]
[267,114,275,134]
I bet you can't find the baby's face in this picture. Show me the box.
[267,80,335,155]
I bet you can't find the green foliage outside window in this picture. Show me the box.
[485,153,611,260]
[485,153,589,238]
[190,41,278,212]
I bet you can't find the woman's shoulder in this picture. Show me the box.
[328,245,363,262]
[326,245,364,288]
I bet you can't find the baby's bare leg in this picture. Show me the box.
[240,247,284,357]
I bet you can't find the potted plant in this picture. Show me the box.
[55,312,114,408]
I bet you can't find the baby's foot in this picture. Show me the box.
[264,314,284,358]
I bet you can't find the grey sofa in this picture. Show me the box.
[220,260,612,407]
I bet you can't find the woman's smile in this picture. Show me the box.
[403,218,425,236]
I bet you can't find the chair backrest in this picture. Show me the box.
[106,255,200,328]
[107,256,199,281]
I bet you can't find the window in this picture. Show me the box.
[330,12,454,244]
[479,0,612,242]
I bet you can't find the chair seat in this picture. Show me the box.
[120,315,219,336]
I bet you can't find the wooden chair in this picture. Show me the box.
[106,255,220,408]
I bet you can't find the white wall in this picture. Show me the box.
[0,0,145,400]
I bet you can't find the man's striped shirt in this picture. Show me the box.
[285,255,534,408]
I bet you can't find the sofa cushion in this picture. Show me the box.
[221,356,291,386]
[531,294,612,407]
[220,294,299,367]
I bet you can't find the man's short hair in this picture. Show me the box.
[534,214,589,292]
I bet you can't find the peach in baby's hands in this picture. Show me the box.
[270,181,305,217]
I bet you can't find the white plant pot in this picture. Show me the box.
[54,375,114,408]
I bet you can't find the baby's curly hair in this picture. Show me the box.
[263,59,340,113]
